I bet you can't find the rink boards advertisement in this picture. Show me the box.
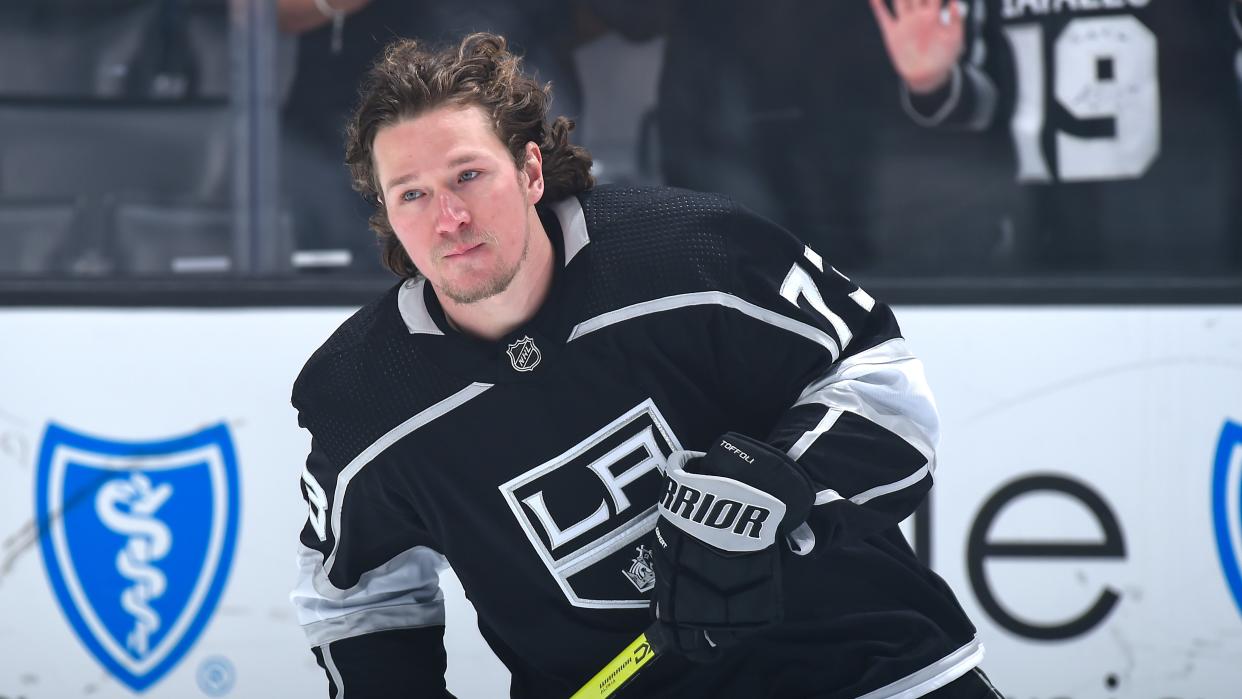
[0,306,1240,698]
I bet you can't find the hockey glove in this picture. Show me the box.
[649,432,814,662]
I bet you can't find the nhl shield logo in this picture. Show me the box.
[1213,419,1242,620]
[35,422,241,692]
[506,335,541,372]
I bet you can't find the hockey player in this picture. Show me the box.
[870,0,1242,272]
[290,32,1002,698]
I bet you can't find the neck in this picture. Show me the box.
[440,210,554,342]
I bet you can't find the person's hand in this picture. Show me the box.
[870,0,965,94]
[276,0,373,35]
[648,434,813,662]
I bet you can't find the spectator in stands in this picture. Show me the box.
[871,0,1242,273]
[654,1,880,271]
[654,0,1024,275]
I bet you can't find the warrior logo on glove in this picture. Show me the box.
[658,477,774,543]
[656,437,792,553]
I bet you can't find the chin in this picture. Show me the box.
[438,276,507,305]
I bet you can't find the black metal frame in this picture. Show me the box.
[2,275,1239,307]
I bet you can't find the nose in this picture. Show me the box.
[435,190,471,233]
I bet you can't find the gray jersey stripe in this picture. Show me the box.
[397,277,445,336]
[324,382,493,577]
[567,290,841,361]
[322,644,345,699]
[303,600,446,647]
[294,543,448,646]
[553,195,590,265]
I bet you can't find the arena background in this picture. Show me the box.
[1,2,1241,698]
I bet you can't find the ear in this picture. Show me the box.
[521,142,545,204]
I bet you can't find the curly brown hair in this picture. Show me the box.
[344,32,595,278]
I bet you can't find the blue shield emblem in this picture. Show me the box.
[1213,419,1242,620]
[35,423,241,693]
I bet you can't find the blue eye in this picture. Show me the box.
[459,170,479,182]
[402,190,423,202]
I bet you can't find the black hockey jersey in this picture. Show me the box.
[290,186,980,698]
[905,0,1242,272]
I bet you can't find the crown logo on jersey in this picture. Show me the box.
[506,335,541,372]
[622,544,656,593]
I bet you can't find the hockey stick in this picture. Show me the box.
[568,626,662,699]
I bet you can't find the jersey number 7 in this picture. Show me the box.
[779,245,874,356]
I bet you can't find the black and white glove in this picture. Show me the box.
[648,432,814,662]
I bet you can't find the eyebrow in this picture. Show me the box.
[383,152,490,193]
[447,152,486,168]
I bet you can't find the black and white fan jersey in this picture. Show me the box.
[290,186,980,698]
[905,0,1242,271]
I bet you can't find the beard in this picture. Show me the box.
[435,219,531,305]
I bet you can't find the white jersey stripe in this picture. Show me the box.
[849,287,876,312]
[813,488,845,506]
[810,474,930,509]
[855,636,984,699]
[787,408,843,461]
[849,464,932,506]
[324,382,493,577]
[793,338,938,466]
[567,290,842,361]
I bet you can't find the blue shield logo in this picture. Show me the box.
[1213,419,1242,620]
[35,423,241,693]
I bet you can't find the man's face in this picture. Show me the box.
[373,104,543,305]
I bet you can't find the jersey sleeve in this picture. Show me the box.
[719,205,938,556]
[290,438,455,698]
[900,0,998,129]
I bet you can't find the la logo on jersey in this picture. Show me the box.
[499,399,679,609]
[1212,419,1242,621]
[35,423,240,692]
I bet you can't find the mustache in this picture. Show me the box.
[433,228,496,257]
